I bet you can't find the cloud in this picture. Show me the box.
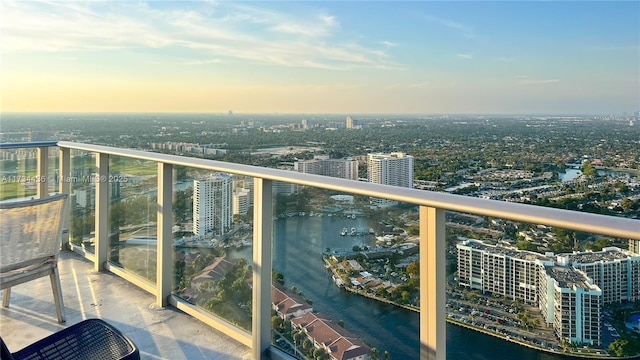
[457,53,473,59]
[381,40,397,48]
[0,0,399,71]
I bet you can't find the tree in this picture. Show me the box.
[271,315,284,331]
[515,241,537,251]
[273,271,285,285]
[609,339,634,357]
[406,261,419,278]
[581,161,597,177]
[401,291,411,304]
[621,197,635,211]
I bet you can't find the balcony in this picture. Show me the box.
[1,141,639,360]
[0,251,251,359]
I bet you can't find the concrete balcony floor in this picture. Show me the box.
[0,251,251,360]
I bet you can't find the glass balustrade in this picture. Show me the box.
[68,150,97,253]
[1,141,638,360]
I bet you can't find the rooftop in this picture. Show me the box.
[0,251,250,360]
[546,266,598,291]
[566,247,640,264]
[458,239,551,262]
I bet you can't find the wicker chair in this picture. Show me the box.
[0,194,68,323]
[1,318,140,360]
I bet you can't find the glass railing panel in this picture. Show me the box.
[0,147,39,201]
[271,186,419,360]
[107,155,158,282]
[447,216,637,357]
[46,146,60,196]
[172,168,254,333]
[69,150,96,252]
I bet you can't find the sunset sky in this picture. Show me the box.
[1,1,638,114]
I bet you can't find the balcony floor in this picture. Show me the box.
[0,250,251,360]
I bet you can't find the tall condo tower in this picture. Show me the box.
[346,116,353,129]
[367,152,414,205]
[193,173,233,237]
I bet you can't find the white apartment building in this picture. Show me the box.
[193,173,233,237]
[367,152,414,206]
[233,175,254,207]
[630,239,640,255]
[457,240,639,346]
[233,188,250,215]
[539,266,601,345]
[457,239,550,304]
[294,155,359,180]
[559,247,640,303]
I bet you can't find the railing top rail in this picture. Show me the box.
[0,141,58,149]
[10,141,639,240]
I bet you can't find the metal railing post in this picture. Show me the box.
[95,152,109,271]
[419,206,446,360]
[59,147,71,248]
[36,146,48,198]
[252,178,273,359]
[156,163,173,307]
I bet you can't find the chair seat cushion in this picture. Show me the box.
[11,319,139,360]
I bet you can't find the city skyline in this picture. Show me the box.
[1,1,639,115]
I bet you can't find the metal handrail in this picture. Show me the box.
[0,141,58,149]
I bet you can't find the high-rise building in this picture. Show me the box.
[367,152,413,205]
[367,152,413,188]
[193,173,233,237]
[233,188,250,215]
[346,116,353,129]
[630,239,640,255]
[457,239,640,346]
[294,155,359,180]
[559,247,640,303]
[539,266,601,345]
[457,239,551,304]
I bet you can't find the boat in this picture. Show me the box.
[332,275,345,288]
[340,228,347,236]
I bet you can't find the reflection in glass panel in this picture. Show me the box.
[0,147,39,201]
[69,150,96,252]
[47,147,60,196]
[172,168,254,332]
[271,186,419,360]
[107,155,157,282]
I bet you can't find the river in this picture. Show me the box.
[559,168,637,182]
[228,215,573,360]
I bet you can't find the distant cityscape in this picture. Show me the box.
[1,113,639,359]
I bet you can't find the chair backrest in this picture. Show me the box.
[0,194,68,273]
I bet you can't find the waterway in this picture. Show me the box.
[228,215,573,360]
[559,168,637,182]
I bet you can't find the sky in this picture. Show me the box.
[1,1,639,115]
